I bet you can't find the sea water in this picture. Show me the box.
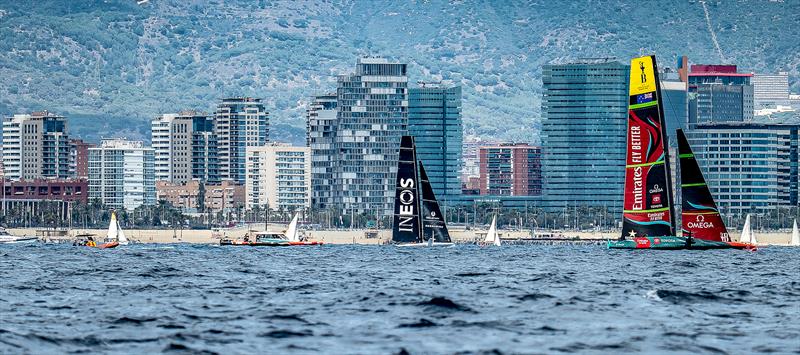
[1,243,798,354]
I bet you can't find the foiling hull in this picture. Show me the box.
[396,242,454,247]
[607,236,755,250]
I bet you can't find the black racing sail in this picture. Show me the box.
[677,129,730,242]
[621,55,677,239]
[392,136,423,244]
[419,162,452,243]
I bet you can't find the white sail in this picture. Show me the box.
[286,213,299,242]
[484,215,500,246]
[116,219,129,245]
[791,219,800,246]
[107,211,118,240]
[740,214,757,244]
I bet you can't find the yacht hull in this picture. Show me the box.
[607,236,755,250]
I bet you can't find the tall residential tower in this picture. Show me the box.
[214,97,269,184]
[331,57,409,216]
[151,111,219,184]
[1,111,71,180]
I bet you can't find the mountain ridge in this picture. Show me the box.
[0,0,797,145]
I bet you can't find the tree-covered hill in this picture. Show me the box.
[0,0,797,145]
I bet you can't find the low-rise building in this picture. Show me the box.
[0,179,89,203]
[156,180,244,213]
[246,143,311,211]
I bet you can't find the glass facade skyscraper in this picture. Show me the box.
[408,84,462,204]
[332,57,408,216]
[541,60,629,210]
[686,122,799,216]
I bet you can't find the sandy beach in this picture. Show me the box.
[7,226,798,246]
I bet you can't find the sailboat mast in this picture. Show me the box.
[650,60,677,236]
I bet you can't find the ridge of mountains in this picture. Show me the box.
[0,0,797,146]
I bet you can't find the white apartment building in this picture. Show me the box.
[88,139,156,210]
[245,143,311,211]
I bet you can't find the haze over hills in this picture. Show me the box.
[0,0,797,145]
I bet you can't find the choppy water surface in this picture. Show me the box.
[1,243,798,354]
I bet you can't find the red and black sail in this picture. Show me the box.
[677,129,730,242]
[621,55,676,239]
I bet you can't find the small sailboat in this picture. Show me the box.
[96,211,127,248]
[607,55,751,250]
[791,219,800,246]
[391,135,453,247]
[287,213,323,246]
[481,215,501,246]
[739,214,758,245]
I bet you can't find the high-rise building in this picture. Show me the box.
[151,111,218,184]
[1,111,71,180]
[88,139,156,210]
[478,143,542,196]
[688,64,754,124]
[331,57,408,216]
[752,72,790,110]
[408,83,463,203]
[215,97,269,184]
[306,93,338,209]
[686,122,799,216]
[245,143,311,211]
[541,60,629,210]
[69,139,96,179]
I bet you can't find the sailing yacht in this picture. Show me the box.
[607,55,753,250]
[739,214,758,245]
[99,211,128,248]
[791,219,800,246]
[391,136,453,247]
[481,215,501,246]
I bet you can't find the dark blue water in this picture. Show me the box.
[1,244,798,354]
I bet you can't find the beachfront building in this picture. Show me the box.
[245,143,311,212]
[306,93,338,210]
[88,139,156,210]
[408,83,463,204]
[156,180,244,213]
[541,59,629,210]
[151,111,219,184]
[1,111,71,180]
[478,143,542,196]
[687,64,754,124]
[215,97,269,184]
[331,57,408,216]
[686,121,800,216]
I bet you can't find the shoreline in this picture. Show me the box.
[7,227,797,246]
